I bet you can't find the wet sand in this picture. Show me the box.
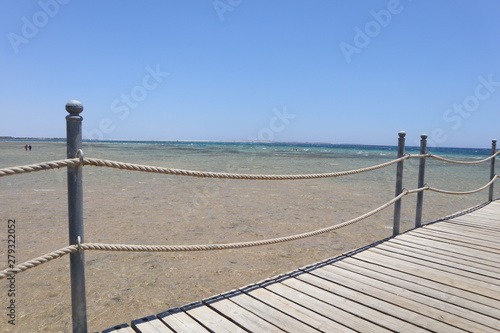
[0,141,492,332]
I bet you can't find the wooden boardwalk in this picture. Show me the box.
[103,201,500,332]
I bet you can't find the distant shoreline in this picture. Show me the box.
[0,136,492,151]
[0,136,358,146]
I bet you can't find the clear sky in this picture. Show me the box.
[1,0,499,148]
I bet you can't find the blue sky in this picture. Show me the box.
[1,0,499,148]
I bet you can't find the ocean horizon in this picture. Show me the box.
[0,137,495,157]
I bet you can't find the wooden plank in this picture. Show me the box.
[295,271,432,332]
[445,219,500,232]
[415,226,500,248]
[353,250,500,298]
[279,275,395,332]
[440,216,500,234]
[395,232,500,263]
[264,278,390,332]
[412,228,500,251]
[180,302,245,333]
[369,246,500,286]
[203,294,286,332]
[345,256,500,310]
[244,284,351,332]
[450,211,500,223]
[382,240,500,276]
[376,243,500,279]
[315,265,489,332]
[131,315,174,333]
[221,288,319,332]
[393,233,500,264]
[387,237,500,272]
[428,222,500,240]
[331,260,500,329]
[157,308,210,333]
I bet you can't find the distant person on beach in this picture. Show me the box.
[29,145,32,151]
[24,144,28,151]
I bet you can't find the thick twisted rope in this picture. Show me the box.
[0,156,409,180]
[0,245,78,278]
[429,151,499,164]
[427,175,499,195]
[0,159,80,177]
[86,191,408,252]
[1,152,496,179]
[1,176,497,280]
[0,191,408,279]
[80,156,409,180]
[1,152,496,180]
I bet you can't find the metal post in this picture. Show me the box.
[489,139,497,202]
[66,100,88,333]
[415,134,427,228]
[393,131,406,236]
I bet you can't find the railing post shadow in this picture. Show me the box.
[393,131,406,236]
[489,139,497,202]
[66,100,88,333]
[415,134,427,228]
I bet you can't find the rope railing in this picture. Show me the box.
[2,175,499,281]
[0,189,411,280]
[0,152,494,180]
[7,102,498,333]
[429,150,500,164]
[0,158,80,177]
[81,156,411,179]
[427,175,499,195]
[0,155,411,180]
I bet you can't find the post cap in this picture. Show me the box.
[65,100,83,114]
[420,133,428,139]
[398,131,406,138]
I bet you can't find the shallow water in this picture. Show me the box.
[0,140,496,332]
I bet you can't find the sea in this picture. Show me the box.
[0,139,497,332]
[1,138,496,240]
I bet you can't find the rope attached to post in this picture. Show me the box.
[0,152,496,179]
[0,190,411,279]
[0,150,498,280]
[0,159,80,177]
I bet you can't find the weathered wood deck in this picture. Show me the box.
[103,201,500,332]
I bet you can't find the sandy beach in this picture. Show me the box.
[0,141,494,332]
